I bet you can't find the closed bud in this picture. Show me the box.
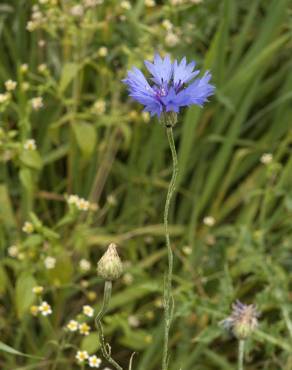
[97,243,123,281]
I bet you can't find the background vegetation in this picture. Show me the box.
[0,0,292,369]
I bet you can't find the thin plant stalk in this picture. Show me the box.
[162,127,178,370]
[238,340,245,370]
[95,281,123,370]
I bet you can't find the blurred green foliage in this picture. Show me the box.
[0,0,291,369]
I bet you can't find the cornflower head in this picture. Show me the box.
[222,300,259,340]
[123,53,214,125]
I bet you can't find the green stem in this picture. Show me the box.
[238,340,245,370]
[162,127,178,370]
[95,281,123,370]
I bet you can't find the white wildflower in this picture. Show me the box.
[83,305,94,317]
[5,80,17,91]
[38,301,52,316]
[79,259,91,271]
[22,221,34,234]
[44,256,56,269]
[31,96,43,110]
[98,47,108,57]
[89,355,102,368]
[8,245,19,257]
[76,350,89,363]
[24,139,36,151]
[70,5,84,17]
[121,1,131,10]
[203,216,216,227]
[66,319,79,332]
[260,153,273,165]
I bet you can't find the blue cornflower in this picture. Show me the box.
[123,54,215,120]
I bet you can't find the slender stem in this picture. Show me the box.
[238,340,245,370]
[95,281,123,370]
[162,127,178,370]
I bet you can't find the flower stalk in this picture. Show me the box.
[162,125,178,370]
[238,339,245,370]
[95,280,123,370]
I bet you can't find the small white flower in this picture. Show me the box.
[165,32,179,47]
[145,0,155,6]
[98,47,108,57]
[70,4,84,17]
[182,246,192,255]
[89,355,102,368]
[24,139,36,151]
[38,63,47,73]
[260,153,273,165]
[8,245,19,257]
[44,256,56,269]
[31,96,43,110]
[38,301,52,316]
[38,39,46,48]
[22,221,34,234]
[107,195,117,206]
[67,194,79,205]
[79,259,91,271]
[162,20,173,31]
[66,319,79,332]
[76,350,89,363]
[21,82,30,91]
[84,0,103,7]
[32,11,43,21]
[121,1,131,10]
[32,286,44,294]
[123,273,133,285]
[20,64,28,73]
[26,21,37,32]
[0,93,10,103]
[83,305,94,317]
[93,99,106,114]
[79,322,91,336]
[76,198,90,211]
[203,216,216,227]
[5,80,17,91]
[128,315,140,328]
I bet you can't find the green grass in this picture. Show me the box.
[0,0,292,369]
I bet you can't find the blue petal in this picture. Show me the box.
[144,54,173,86]
[175,72,215,107]
[122,66,164,117]
[173,57,200,86]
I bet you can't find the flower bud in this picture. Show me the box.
[97,243,123,281]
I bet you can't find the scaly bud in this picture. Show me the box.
[97,243,123,281]
[160,111,177,128]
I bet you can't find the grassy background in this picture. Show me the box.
[0,0,292,369]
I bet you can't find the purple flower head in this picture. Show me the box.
[123,54,215,119]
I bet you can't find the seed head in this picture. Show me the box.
[97,243,123,281]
